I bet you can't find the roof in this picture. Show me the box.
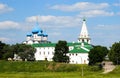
[84,45,93,49]
[32,42,93,53]
[43,33,48,37]
[69,47,88,53]
[32,43,56,47]
[38,31,43,36]
[69,43,92,53]
[32,22,42,34]
[27,33,32,36]
[32,42,84,47]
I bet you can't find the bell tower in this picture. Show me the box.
[78,19,91,44]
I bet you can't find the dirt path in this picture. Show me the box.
[103,62,116,74]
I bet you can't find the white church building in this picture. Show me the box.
[23,19,93,64]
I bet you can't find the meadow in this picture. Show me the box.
[0,61,120,78]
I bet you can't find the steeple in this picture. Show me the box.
[78,18,91,44]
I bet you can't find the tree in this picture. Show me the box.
[108,42,120,65]
[12,43,36,61]
[88,45,108,65]
[0,41,7,59]
[2,44,14,59]
[53,40,69,63]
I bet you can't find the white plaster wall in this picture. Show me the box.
[35,47,55,61]
[68,53,89,64]
[27,40,33,44]
[34,46,89,64]
[69,46,74,50]
[26,36,31,41]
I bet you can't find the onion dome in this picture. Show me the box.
[38,31,43,36]
[27,33,32,37]
[32,22,42,34]
[83,18,86,21]
[43,33,48,37]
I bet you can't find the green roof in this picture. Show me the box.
[84,45,93,49]
[67,43,81,46]
[32,42,82,47]
[69,47,88,53]
[69,44,93,53]
[32,43,56,47]
[32,42,92,50]
[32,42,93,53]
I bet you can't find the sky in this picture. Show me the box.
[0,0,120,47]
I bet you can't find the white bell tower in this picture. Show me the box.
[78,19,91,44]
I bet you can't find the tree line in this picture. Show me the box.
[53,41,120,65]
[88,41,120,65]
[0,41,35,61]
[0,40,120,65]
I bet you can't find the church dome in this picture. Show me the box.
[27,33,32,36]
[32,22,42,34]
[43,33,48,37]
[38,31,43,36]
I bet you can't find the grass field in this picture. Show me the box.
[0,71,120,78]
[0,61,120,78]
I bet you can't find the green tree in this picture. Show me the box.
[0,41,7,59]
[88,45,108,65]
[12,43,36,61]
[108,42,120,65]
[53,40,69,63]
[2,44,14,59]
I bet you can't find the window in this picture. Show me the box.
[84,60,86,64]
[48,52,49,55]
[39,52,41,55]
[82,39,84,42]
[87,39,89,43]
[72,60,74,63]
[69,54,71,56]
[76,54,78,56]
[44,52,45,55]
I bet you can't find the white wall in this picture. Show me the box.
[35,47,54,61]
[68,53,89,64]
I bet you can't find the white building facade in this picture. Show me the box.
[24,19,92,64]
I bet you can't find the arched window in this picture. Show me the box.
[82,39,84,42]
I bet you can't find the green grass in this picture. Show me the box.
[0,61,120,78]
[0,71,120,78]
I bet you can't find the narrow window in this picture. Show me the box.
[76,54,77,56]
[69,54,71,56]
[72,54,74,56]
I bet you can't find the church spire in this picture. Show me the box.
[78,18,91,44]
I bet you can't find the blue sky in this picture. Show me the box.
[0,0,120,47]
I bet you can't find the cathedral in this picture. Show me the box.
[23,19,92,64]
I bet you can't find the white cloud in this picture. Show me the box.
[117,12,120,15]
[49,32,61,36]
[78,10,114,17]
[26,15,81,29]
[0,37,10,42]
[94,24,120,30]
[0,3,13,14]
[113,3,120,6]
[50,2,114,17]
[50,2,109,11]
[0,21,20,29]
